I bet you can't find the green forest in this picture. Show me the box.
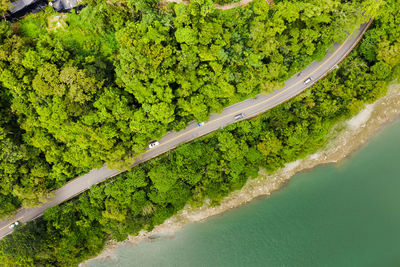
[0,0,373,217]
[0,0,399,265]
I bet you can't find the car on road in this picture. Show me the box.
[8,221,20,229]
[197,122,205,127]
[330,64,339,71]
[148,141,160,149]
[234,113,245,121]
[304,77,313,85]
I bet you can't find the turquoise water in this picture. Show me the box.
[89,120,400,267]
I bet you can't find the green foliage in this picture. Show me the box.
[0,0,376,215]
[1,0,399,264]
[0,0,10,15]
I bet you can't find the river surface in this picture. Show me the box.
[88,119,400,267]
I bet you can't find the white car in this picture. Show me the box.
[304,77,313,85]
[8,221,20,229]
[331,64,339,71]
[234,113,245,121]
[197,122,205,127]
[148,141,160,149]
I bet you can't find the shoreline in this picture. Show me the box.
[81,82,400,266]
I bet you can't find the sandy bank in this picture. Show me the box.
[81,82,400,266]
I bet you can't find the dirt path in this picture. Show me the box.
[163,0,271,10]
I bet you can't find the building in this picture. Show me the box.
[8,0,47,19]
[51,0,80,12]
[7,0,82,20]
[10,0,37,14]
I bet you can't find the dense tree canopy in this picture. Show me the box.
[0,0,375,216]
[0,0,10,15]
[0,0,398,264]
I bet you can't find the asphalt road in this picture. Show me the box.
[0,21,372,239]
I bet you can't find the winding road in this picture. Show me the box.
[0,20,372,240]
